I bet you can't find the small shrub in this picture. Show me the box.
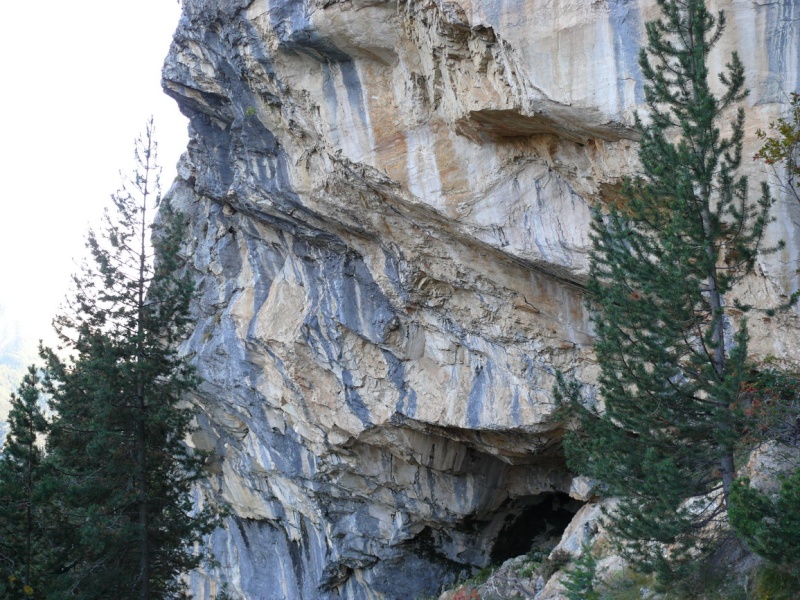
[469,565,494,586]
[562,545,600,600]
[519,563,536,578]
[526,547,548,563]
[729,469,800,571]
[751,564,800,600]
[597,568,655,600]
[540,548,571,581]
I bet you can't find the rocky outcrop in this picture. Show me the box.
[161,0,800,598]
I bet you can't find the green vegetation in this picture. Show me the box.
[725,97,800,580]
[594,567,748,600]
[0,312,39,434]
[725,82,800,590]
[715,444,800,598]
[0,121,215,599]
[562,545,600,600]
[586,563,799,600]
[730,468,800,573]
[755,92,800,206]
[464,564,495,587]
[749,565,800,600]
[0,367,50,597]
[556,0,786,589]
[536,548,570,582]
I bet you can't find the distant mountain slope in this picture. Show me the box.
[0,304,39,443]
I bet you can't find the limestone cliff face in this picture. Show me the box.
[161,0,800,598]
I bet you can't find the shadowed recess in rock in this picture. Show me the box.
[489,492,583,564]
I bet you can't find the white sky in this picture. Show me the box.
[0,0,189,345]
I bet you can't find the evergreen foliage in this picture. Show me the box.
[729,470,800,572]
[39,119,214,599]
[562,544,600,600]
[0,309,40,423]
[749,564,800,600]
[728,367,800,574]
[557,0,775,584]
[0,367,49,598]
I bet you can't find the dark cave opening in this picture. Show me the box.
[489,492,583,564]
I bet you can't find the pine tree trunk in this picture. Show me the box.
[691,0,737,503]
[136,382,149,600]
[136,144,151,600]
[25,423,34,587]
[701,204,736,505]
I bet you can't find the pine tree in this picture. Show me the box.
[41,119,213,599]
[557,0,775,584]
[0,366,49,598]
[562,544,600,600]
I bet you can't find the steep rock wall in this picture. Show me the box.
[161,0,800,598]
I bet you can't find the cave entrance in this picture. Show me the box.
[489,492,583,564]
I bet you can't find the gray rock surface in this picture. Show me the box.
[160,0,800,597]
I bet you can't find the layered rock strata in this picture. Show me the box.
[161,0,800,597]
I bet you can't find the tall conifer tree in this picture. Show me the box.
[41,120,213,599]
[558,0,775,583]
[0,367,49,598]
